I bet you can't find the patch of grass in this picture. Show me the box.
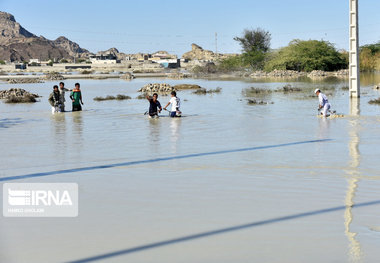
[193,87,222,95]
[93,94,131,101]
[243,87,273,97]
[136,94,148,100]
[368,97,380,104]
[276,84,302,92]
[115,94,131,100]
[5,95,37,103]
[247,99,273,105]
[246,87,272,94]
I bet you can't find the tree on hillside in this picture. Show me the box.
[264,39,348,72]
[233,28,271,70]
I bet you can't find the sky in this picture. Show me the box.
[1,0,379,56]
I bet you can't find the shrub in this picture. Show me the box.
[360,44,380,72]
[265,39,348,72]
[115,94,131,100]
[217,55,248,71]
[93,94,131,101]
[193,88,222,94]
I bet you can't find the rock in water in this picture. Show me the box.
[7,78,43,84]
[139,83,175,93]
[44,72,65,80]
[121,72,134,80]
[0,88,40,103]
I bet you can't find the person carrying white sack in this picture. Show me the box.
[315,89,331,117]
[48,85,62,114]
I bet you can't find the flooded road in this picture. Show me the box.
[1,76,380,262]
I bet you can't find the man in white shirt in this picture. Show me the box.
[59,82,72,112]
[315,89,331,117]
[163,91,181,117]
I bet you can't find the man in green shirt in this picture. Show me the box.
[70,83,84,111]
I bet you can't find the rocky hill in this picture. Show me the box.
[182,44,215,61]
[182,43,233,61]
[53,36,91,58]
[0,11,92,62]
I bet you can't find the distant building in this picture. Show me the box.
[136,53,151,62]
[15,64,27,70]
[151,51,177,60]
[29,59,40,64]
[155,59,180,68]
[90,54,120,64]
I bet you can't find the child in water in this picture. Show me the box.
[163,91,181,117]
[146,93,162,118]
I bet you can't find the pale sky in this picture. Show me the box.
[1,0,379,55]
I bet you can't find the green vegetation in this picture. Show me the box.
[368,97,380,105]
[360,42,380,71]
[216,28,351,73]
[93,94,131,101]
[264,40,348,72]
[217,55,248,71]
[244,87,273,96]
[247,99,273,105]
[77,58,87,63]
[0,60,5,65]
[81,70,92,74]
[233,28,271,70]
[136,94,148,100]
[192,87,222,94]
[60,59,69,63]
[276,84,302,93]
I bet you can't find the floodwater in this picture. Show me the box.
[1,74,380,263]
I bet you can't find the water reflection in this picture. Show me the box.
[148,118,161,143]
[170,118,181,154]
[360,72,380,87]
[344,98,362,262]
[71,112,84,154]
[317,117,330,139]
[50,113,67,157]
[72,112,83,137]
[148,118,162,154]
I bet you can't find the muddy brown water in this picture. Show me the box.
[1,75,380,262]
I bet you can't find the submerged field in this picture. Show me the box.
[1,75,380,262]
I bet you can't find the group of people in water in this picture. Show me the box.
[146,91,181,118]
[48,82,182,118]
[48,82,330,118]
[48,82,83,113]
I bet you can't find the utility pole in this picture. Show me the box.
[349,0,360,98]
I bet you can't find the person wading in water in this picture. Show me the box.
[70,83,84,111]
[146,93,162,118]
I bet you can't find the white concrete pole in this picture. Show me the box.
[349,0,360,98]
